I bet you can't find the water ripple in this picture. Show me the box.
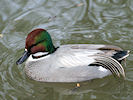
[0,0,133,100]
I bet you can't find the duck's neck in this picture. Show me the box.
[48,44,56,54]
[32,46,59,59]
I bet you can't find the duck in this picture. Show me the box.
[16,28,129,82]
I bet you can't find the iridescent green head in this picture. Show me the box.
[26,29,55,54]
[16,28,56,64]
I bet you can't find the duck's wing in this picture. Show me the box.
[64,44,129,62]
[51,54,125,82]
[54,44,129,78]
[89,54,125,78]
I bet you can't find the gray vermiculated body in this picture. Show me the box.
[24,44,126,82]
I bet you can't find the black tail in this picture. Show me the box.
[112,50,129,63]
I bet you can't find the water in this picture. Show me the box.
[0,0,133,100]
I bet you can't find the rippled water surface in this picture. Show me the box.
[0,0,133,100]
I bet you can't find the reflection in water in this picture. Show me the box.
[0,0,133,100]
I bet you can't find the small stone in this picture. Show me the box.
[76,83,80,87]
[0,34,3,38]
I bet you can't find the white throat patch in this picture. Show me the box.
[33,52,49,57]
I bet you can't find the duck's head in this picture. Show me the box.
[16,28,56,64]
